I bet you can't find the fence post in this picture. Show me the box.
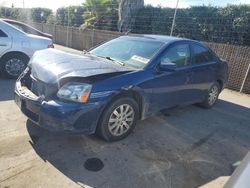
[66,25,70,47]
[91,29,95,47]
[82,29,85,50]
[240,63,250,93]
[70,27,73,48]
[53,24,56,43]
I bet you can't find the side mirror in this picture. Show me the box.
[159,62,177,71]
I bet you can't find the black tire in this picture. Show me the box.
[0,53,29,79]
[97,97,139,142]
[200,82,220,108]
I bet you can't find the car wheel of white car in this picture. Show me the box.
[97,97,139,141]
[0,53,29,79]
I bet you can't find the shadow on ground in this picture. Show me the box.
[0,78,16,101]
[26,99,250,188]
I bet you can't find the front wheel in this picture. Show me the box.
[97,97,139,141]
[200,82,220,108]
[0,54,29,79]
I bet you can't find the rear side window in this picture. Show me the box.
[10,23,26,32]
[0,29,7,37]
[192,44,214,64]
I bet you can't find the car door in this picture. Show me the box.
[188,43,220,101]
[0,29,12,56]
[150,42,194,111]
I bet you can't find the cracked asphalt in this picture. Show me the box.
[0,45,250,188]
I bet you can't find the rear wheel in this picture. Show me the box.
[0,53,29,79]
[200,82,220,108]
[97,97,139,141]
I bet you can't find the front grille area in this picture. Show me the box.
[20,68,58,100]
[30,76,46,96]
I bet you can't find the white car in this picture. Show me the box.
[0,20,53,78]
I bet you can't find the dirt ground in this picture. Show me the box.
[0,46,250,188]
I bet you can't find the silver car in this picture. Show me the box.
[0,20,53,78]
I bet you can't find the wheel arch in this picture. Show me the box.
[107,89,145,120]
[0,51,30,63]
[95,88,145,140]
[216,79,223,91]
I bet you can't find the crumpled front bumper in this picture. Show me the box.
[14,81,104,134]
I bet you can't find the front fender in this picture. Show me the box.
[89,86,151,120]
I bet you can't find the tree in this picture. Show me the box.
[31,8,52,23]
[101,0,119,31]
[118,0,144,32]
[132,4,250,46]
[133,6,173,34]
[56,8,67,26]
[56,6,86,27]
[70,6,86,26]
[82,0,111,27]
[46,14,57,24]
[0,7,30,21]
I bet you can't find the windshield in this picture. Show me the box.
[89,37,164,68]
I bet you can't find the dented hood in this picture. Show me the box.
[29,49,134,84]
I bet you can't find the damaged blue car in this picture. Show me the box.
[14,35,228,141]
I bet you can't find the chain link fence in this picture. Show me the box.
[28,22,250,94]
[1,3,250,94]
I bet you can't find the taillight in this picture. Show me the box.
[48,44,54,48]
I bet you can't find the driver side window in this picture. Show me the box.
[161,43,190,67]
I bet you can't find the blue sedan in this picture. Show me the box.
[14,35,228,141]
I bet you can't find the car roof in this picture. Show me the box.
[1,18,26,26]
[0,20,27,35]
[121,34,191,44]
[1,18,20,23]
[1,18,38,30]
[1,18,53,39]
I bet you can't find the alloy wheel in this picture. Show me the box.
[5,58,26,77]
[108,104,135,136]
[208,85,219,105]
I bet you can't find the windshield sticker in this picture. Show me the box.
[131,55,149,64]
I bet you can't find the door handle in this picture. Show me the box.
[0,44,7,46]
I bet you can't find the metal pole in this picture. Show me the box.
[66,6,70,47]
[23,0,25,8]
[170,0,179,36]
[240,63,250,93]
